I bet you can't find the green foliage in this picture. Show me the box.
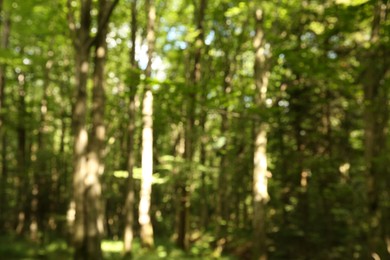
[0,235,72,260]
[0,0,389,259]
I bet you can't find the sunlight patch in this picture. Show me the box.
[101,240,123,253]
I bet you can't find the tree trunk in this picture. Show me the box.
[83,1,111,258]
[139,90,154,247]
[68,1,92,258]
[15,69,28,236]
[172,127,185,242]
[177,0,207,250]
[123,0,138,255]
[252,7,270,260]
[199,80,208,231]
[29,57,52,242]
[67,1,118,258]
[216,58,232,242]
[0,5,10,232]
[139,0,155,248]
[71,38,91,260]
[361,1,389,258]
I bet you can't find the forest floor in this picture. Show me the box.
[0,235,237,260]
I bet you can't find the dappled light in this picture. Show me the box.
[0,0,389,259]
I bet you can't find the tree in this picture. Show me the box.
[0,1,389,259]
[67,0,118,258]
[176,0,207,250]
[252,4,270,260]
[0,0,10,232]
[123,0,138,255]
[360,0,389,258]
[139,0,155,248]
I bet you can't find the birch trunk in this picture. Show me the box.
[139,0,155,248]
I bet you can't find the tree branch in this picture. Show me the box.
[88,0,120,48]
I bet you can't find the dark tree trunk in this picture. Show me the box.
[361,1,389,258]
[0,4,10,232]
[15,70,28,236]
[177,0,207,250]
[123,0,138,255]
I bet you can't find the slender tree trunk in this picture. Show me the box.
[361,2,389,258]
[177,0,207,250]
[0,127,7,230]
[42,56,58,237]
[123,94,136,254]
[199,77,208,230]
[29,58,52,242]
[139,0,155,248]
[0,5,10,232]
[172,127,185,243]
[15,69,28,236]
[198,42,213,234]
[59,83,71,240]
[216,59,232,242]
[0,0,4,114]
[124,0,138,255]
[252,7,270,260]
[139,89,154,247]
[53,109,67,234]
[360,1,389,258]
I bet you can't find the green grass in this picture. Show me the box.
[101,238,236,259]
[0,235,236,260]
[0,235,71,260]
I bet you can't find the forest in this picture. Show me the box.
[0,0,389,259]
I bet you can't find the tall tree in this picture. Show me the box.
[177,0,207,250]
[361,0,389,258]
[123,0,138,255]
[0,0,10,232]
[29,55,52,242]
[15,67,28,236]
[139,0,155,248]
[67,0,119,258]
[252,4,270,260]
[67,1,94,256]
